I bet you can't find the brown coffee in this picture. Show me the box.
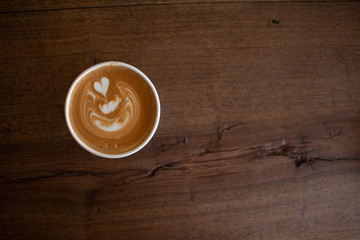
[66,62,159,156]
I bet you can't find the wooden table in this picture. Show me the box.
[1,1,360,239]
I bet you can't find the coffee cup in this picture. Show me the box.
[65,62,160,158]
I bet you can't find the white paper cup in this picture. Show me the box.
[65,61,160,158]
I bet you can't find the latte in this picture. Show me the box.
[65,62,160,158]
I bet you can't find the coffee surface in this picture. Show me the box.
[67,64,158,155]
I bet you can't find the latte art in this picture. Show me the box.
[84,76,138,134]
[65,62,160,157]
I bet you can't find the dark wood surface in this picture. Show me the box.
[0,0,349,13]
[1,1,360,239]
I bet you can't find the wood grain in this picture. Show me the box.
[0,0,351,13]
[1,2,360,239]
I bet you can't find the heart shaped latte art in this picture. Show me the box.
[94,77,109,97]
[85,76,137,134]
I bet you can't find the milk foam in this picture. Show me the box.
[86,76,136,133]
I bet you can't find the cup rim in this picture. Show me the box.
[64,61,161,158]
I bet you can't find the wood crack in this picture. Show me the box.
[190,129,360,168]
[240,138,360,167]
[120,159,190,185]
[216,122,243,140]
[3,123,358,186]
